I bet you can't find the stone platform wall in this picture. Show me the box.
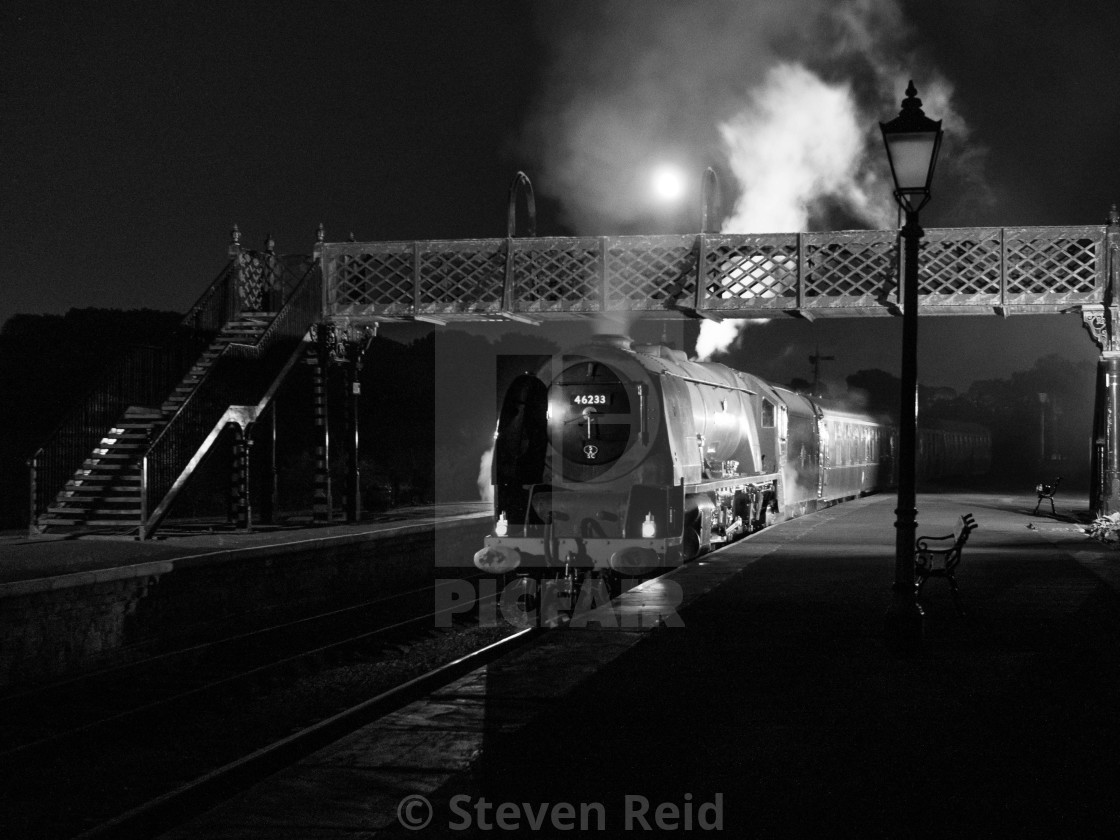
[0,518,491,689]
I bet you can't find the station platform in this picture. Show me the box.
[157,489,1120,838]
[0,503,491,689]
[0,502,491,588]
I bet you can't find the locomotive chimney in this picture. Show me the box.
[590,334,633,351]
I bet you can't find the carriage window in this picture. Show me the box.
[761,399,775,428]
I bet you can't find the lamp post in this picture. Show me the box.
[1037,392,1049,464]
[701,166,721,233]
[880,81,943,654]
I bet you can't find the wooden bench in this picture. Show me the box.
[914,513,977,615]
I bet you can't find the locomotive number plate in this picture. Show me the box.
[571,393,612,406]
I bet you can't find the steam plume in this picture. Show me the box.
[720,62,892,233]
[523,0,988,360]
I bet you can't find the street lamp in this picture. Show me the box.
[880,81,943,654]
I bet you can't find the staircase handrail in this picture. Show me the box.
[28,259,240,529]
[180,255,242,337]
[140,260,321,536]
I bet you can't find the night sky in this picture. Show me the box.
[3,0,1119,392]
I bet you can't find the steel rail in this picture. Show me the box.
[73,625,541,840]
[0,574,493,757]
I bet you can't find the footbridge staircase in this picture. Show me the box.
[29,206,1120,536]
[30,237,321,538]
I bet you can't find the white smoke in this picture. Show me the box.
[524,0,987,358]
[695,319,759,361]
[720,62,893,234]
[696,62,885,362]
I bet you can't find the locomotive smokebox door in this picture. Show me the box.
[555,357,634,478]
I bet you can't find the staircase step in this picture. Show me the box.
[44,518,145,527]
[81,461,137,471]
[65,481,140,491]
[64,478,141,489]
[62,491,140,501]
[51,500,140,511]
[67,474,140,484]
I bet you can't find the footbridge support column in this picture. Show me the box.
[310,325,333,524]
[1082,204,1120,515]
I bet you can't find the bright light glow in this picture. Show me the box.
[495,511,509,537]
[641,512,657,539]
[477,444,495,502]
[651,164,687,204]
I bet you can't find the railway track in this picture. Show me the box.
[0,574,489,755]
[0,573,514,839]
[65,561,719,839]
[75,627,541,840]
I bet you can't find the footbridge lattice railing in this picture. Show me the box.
[320,224,1115,323]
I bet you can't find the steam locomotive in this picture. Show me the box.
[473,334,989,601]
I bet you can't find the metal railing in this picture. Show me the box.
[321,225,1114,322]
[140,260,321,537]
[28,260,239,531]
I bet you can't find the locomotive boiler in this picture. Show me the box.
[473,334,988,597]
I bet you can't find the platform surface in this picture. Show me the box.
[0,502,490,590]
[149,488,1120,838]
